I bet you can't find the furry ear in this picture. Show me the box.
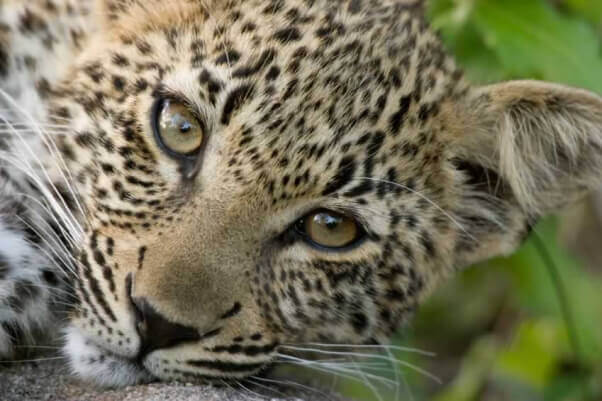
[452,80,602,266]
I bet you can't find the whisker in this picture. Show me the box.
[244,377,289,398]
[0,151,82,246]
[384,346,401,401]
[276,353,398,388]
[8,189,79,248]
[0,90,84,238]
[234,379,267,400]
[0,356,66,364]
[13,345,62,350]
[250,375,336,401]
[297,342,436,357]
[350,357,384,401]
[17,214,79,278]
[355,176,476,243]
[280,346,441,384]
[9,279,78,303]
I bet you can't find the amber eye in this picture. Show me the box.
[153,99,204,157]
[296,210,362,249]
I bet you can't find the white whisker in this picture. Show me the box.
[276,352,398,387]
[250,375,336,401]
[281,345,441,384]
[0,356,66,364]
[16,214,79,278]
[297,342,436,357]
[355,176,476,243]
[0,89,84,239]
[234,379,267,400]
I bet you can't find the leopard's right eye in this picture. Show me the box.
[294,209,363,250]
[152,99,204,158]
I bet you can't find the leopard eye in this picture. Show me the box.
[153,99,204,157]
[296,209,362,249]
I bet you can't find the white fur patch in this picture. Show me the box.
[64,326,154,388]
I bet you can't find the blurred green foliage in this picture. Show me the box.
[336,1,602,400]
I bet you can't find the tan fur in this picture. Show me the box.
[97,0,210,37]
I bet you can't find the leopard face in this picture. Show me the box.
[41,0,602,387]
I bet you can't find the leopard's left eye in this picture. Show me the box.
[294,209,363,250]
[152,99,204,158]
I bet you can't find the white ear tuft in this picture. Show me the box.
[462,80,602,216]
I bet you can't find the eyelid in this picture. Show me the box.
[303,206,369,232]
[152,88,205,124]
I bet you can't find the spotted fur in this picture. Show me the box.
[1,0,601,387]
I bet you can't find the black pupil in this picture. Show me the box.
[179,119,192,133]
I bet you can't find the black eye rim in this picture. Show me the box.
[151,97,206,161]
[292,208,367,252]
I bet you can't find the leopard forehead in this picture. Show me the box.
[53,0,471,384]
[59,0,462,206]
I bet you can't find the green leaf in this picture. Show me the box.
[472,0,602,93]
[494,319,567,389]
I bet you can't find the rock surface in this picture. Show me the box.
[0,360,348,401]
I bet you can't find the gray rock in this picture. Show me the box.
[0,360,348,401]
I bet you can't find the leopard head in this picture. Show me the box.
[49,0,602,387]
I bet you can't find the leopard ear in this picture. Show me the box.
[452,80,602,266]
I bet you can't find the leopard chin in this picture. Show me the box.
[65,327,154,388]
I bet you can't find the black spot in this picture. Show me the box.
[112,75,126,91]
[322,156,356,196]
[0,253,10,279]
[343,179,373,199]
[111,53,130,66]
[0,43,9,77]
[101,163,115,174]
[19,9,47,34]
[265,66,280,81]
[135,78,148,93]
[215,49,241,65]
[389,95,412,135]
[418,103,439,122]
[138,246,147,270]
[232,49,276,78]
[419,231,436,258]
[454,159,510,198]
[273,26,302,43]
[93,250,106,266]
[221,84,255,125]
[220,302,242,319]
[42,269,58,286]
[350,312,368,334]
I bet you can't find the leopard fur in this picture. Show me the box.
[0,0,601,388]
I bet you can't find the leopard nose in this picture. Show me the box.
[131,296,201,358]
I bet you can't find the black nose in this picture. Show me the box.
[131,296,201,358]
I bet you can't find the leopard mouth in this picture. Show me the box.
[64,323,277,387]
